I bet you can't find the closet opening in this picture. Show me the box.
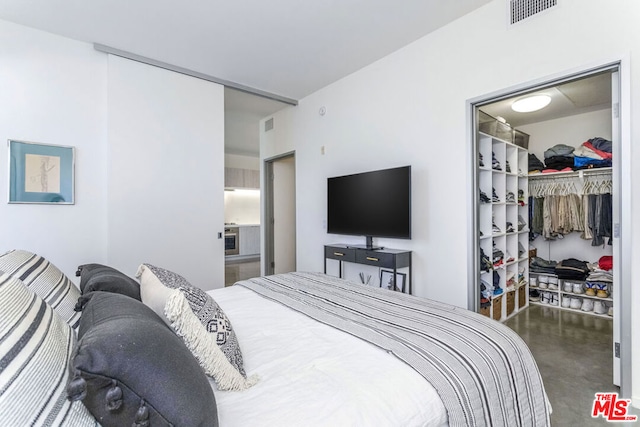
[466,62,631,407]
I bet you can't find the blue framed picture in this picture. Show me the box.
[8,140,75,204]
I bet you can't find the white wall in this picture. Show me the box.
[224,189,260,224]
[261,0,640,404]
[521,109,614,262]
[225,153,259,170]
[0,20,107,282]
[107,56,225,289]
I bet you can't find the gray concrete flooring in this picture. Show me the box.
[224,258,260,286]
[505,304,639,426]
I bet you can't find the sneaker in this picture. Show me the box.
[550,293,559,306]
[505,251,515,263]
[492,152,502,171]
[548,276,558,290]
[492,188,500,203]
[530,276,537,287]
[570,297,582,310]
[538,275,548,289]
[595,283,609,298]
[581,298,594,312]
[563,282,573,293]
[492,222,502,234]
[540,291,551,304]
[505,222,515,233]
[593,301,607,315]
[529,289,540,301]
[479,153,485,167]
[572,282,584,294]
[585,283,596,297]
[505,192,515,203]
[480,190,491,203]
[561,296,571,308]
[608,305,613,316]
[505,160,511,173]
[517,215,526,231]
[518,189,525,204]
[518,242,526,258]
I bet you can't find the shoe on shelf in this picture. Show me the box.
[593,301,607,315]
[518,215,527,231]
[585,283,596,297]
[492,222,502,234]
[570,297,582,310]
[563,282,573,293]
[608,305,613,316]
[530,276,537,287]
[505,222,515,233]
[595,283,609,298]
[538,275,549,289]
[505,251,515,263]
[492,152,502,171]
[505,160,511,173]
[518,189,525,203]
[529,289,540,302]
[492,188,500,203]
[561,296,571,308]
[550,293,559,306]
[518,242,526,258]
[572,282,584,294]
[479,153,485,167]
[505,192,515,203]
[480,190,491,203]
[548,276,558,290]
[581,298,594,312]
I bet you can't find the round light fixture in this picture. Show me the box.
[511,95,551,113]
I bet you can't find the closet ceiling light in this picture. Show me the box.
[511,95,551,113]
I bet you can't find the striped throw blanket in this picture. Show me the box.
[237,272,550,427]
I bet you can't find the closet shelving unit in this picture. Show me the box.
[527,168,614,318]
[477,127,530,322]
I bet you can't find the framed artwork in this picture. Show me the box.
[380,269,406,292]
[8,140,75,204]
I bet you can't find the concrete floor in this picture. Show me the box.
[504,304,638,426]
[224,258,260,286]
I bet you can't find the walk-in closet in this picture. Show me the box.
[471,67,623,391]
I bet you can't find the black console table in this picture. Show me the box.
[324,244,412,294]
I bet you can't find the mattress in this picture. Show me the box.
[208,285,448,427]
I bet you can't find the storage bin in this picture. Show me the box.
[478,110,513,143]
[518,287,527,309]
[513,129,530,149]
[529,248,537,259]
[492,295,503,321]
[480,305,490,318]
[506,291,515,316]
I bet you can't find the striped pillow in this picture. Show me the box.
[0,250,81,329]
[0,272,97,426]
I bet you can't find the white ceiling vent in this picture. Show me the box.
[510,0,557,25]
[265,118,274,132]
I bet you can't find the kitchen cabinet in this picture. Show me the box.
[239,226,260,256]
[225,167,260,189]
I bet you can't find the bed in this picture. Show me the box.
[0,249,551,427]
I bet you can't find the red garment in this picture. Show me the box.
[583,141,613,159]
[598,255,613,271]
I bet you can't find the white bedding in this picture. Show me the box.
[208,285,448,427]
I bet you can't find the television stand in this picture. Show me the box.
[324,244,412,294]
[346,244,383,250]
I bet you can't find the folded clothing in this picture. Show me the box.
[555,258,590,280]
[528,153,545,172]
[530,256,557,275]
[545,155,575,170]
[544,144,575,158]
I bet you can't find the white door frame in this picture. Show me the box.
[466,57,631,398]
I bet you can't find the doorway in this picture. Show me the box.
[264,152,296,275]
[467,61,630,398]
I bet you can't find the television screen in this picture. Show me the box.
[327,166,411,240]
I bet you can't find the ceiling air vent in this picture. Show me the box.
[510,0,557,25]
[265,118,274,132]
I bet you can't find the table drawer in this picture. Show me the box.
[324,246,356,262]
[355,250,394,268]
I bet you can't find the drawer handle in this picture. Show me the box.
[366,257,379,262]
[333,252,345,257]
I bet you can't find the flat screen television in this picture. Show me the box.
[327,165,411,249]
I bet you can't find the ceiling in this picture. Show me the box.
[479,72,612,129]
[0,0,493,156]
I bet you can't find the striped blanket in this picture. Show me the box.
[236,272,550,427]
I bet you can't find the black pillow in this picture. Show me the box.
[68,292,219,427]
[77,263,141,301]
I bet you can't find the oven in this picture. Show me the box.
[225,227,239,256]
